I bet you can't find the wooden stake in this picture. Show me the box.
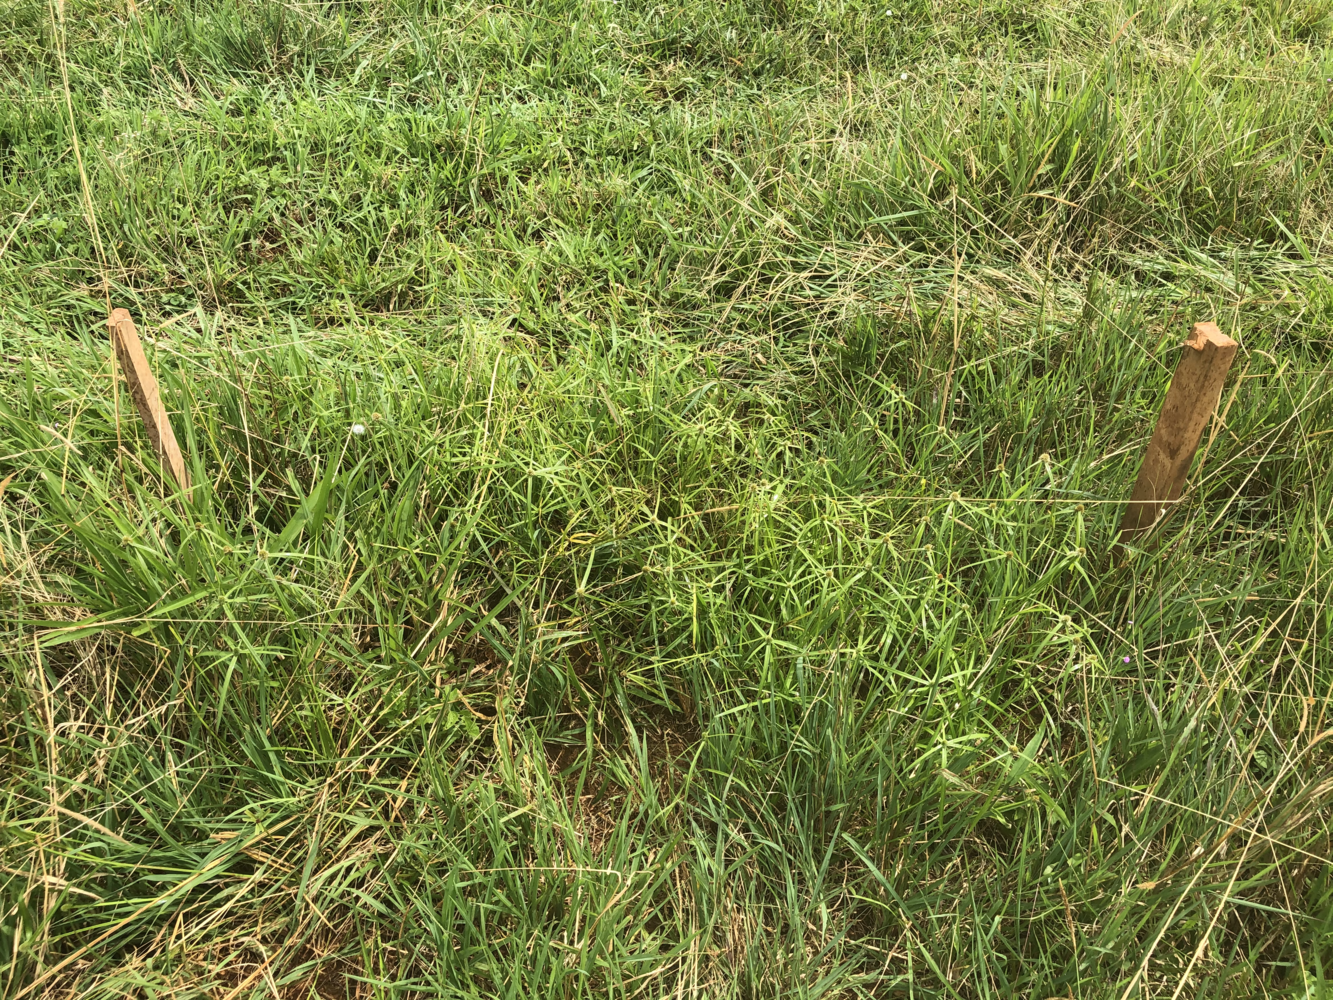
[1118,322,1237,545]
[109,308,190,490]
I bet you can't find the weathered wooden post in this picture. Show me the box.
[109,308,190,490]
[1117,321,1237,546]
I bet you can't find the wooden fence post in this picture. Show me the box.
[1117,321,1237,546]
[109,308,191,490]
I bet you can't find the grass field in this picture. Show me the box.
[3,0,1333,995]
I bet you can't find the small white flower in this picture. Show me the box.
[351,423,366,436]
[900,72,909,80]
[886,8,893,13]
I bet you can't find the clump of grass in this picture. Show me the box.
[2,0,1333,996]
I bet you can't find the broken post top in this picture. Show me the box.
[109,307,134,328]
[1185,321,1237,352]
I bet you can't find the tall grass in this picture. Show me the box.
[2,0,1332,996]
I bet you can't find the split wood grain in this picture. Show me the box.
[1118,321,1237,544]
[109,308,190,490]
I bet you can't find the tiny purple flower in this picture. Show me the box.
[1123,656,1131,663]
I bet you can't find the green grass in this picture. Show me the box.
[3,0,1333,995]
